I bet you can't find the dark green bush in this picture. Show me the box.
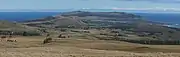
[22,31,40,36]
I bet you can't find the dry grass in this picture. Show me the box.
[1,46,180,57]
[0,35,180,57]
[50,38,180,53]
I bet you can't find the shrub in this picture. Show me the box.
[43,37,52,44]
[1,36,6,38]
[110,31,119,33]
[60,28,67,32]
[22,31,40,36]
[82,31,90,33]
[100,33,107,35]
[0,30,40,36]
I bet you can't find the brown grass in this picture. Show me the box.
[0,36,180,57]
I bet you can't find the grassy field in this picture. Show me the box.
[0,28,179,57]
[0,36,180,57]
[2,11,180,57]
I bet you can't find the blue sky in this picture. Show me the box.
[0,0,180,11]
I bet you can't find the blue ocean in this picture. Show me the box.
[134,13,180,24]
[0,12,61,21]
[0,12,180,25]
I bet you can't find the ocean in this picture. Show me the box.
[0,12,61,21]
[134,13,180,24]
[0,12,180,25]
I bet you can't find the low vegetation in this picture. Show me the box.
[1,11,180,57]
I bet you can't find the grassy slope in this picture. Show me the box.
[23,16,87,28]
[0,20,40,36]
[22,11,180,40]
[1,36,180,57]
[0,28,179,57]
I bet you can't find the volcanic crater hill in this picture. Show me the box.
[22,11,180,40]
[22,11,162,29]
[22,11,143,28]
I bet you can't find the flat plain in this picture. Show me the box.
[0,35,180,57]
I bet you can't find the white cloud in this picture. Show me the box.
[112,7,180,11]
[114,0,180,3]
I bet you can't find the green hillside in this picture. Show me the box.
[22,11,180,41]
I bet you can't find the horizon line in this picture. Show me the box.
[0,9,180,13]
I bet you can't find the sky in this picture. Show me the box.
[0,0,180,12]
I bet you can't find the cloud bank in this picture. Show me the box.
[111,7,180,12]
[115,0,180,3]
